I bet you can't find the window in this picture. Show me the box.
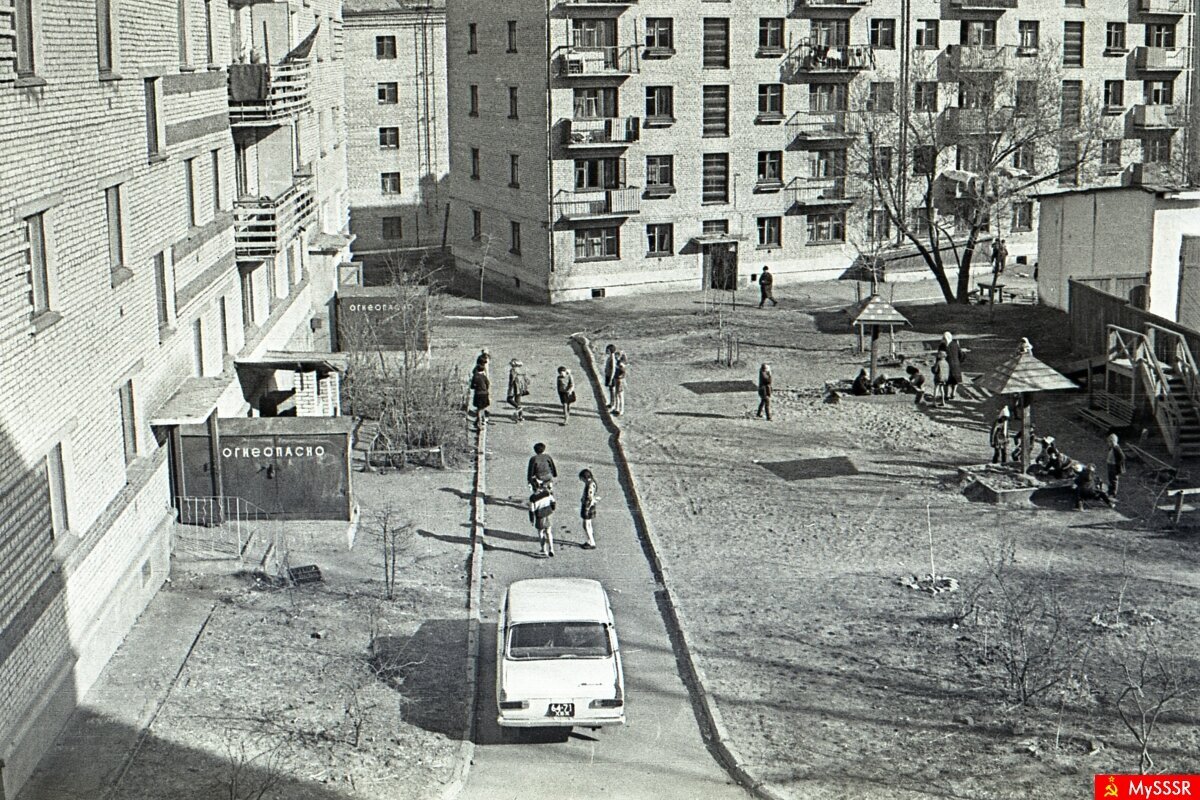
[645,86,674,121]
[177,0,190,65]
[1008,201,1032,233]
[382,216,403,240]
[810,149,845,180]
[1061,80,1082,126]
[869,19,896,49]
[105,186,124,273]
[1063,22,1084,67]
[378,82,398,104]
[469,84,479,116]
[472,209,482,239]
[757,151,782,186]
[646,155,674,193]
[807,212,845,243]
[702,86,729,137]
[379,127,399,149]
[468,22,477,53]
[509,153,520,187]
[867,82,894,113]
[1101,139,1122,169]
[381,172,401,194]
[1145,137,1172,164]
[471,148,480,179]
[757,84,783,119]
[145,78,163,157]
[97,0,116,73]
[1017,21,1039,52]
[192,318,204,377]
[1106,23,1126,52]
[510,221,521,254]
[218,296,229,355]
[809,83,847,113]
[574,157,622,190]
[506,20,517,53]
[24,212,52,316]
[645,18,673,51]
[702,219,729,236]
[959,82,993,110]
[1012,142,1035,172]
[154,251,175,330]
[1147,24,1176,48]
[575,226,619,260]
[913,145,936,175]
[573,18,613,48]
[961,20,996,47]
[915,19,938,49]
[914,82,937,113]
[574,88,616,118]
[811,19,848,47]
[508,86,519,119]
[1104,80,1124,109]
[46,443,69,538]
[1015,80,1037,115]
[757,217,782,248]
[15,0,36,77]
[376,35,396,58]
[210,150,222,212]
[758,18,784,53]
[203,0,214,65]
[240,266,254,327]
[1065,0,1084,6]
[867,209,890,241]
[701,153,729,204]
[702,18,729,68]
[871,147,893,178]
[910,207,932,237]
[957,143,987,173]
[1144,79,1174,105]
[646,223,673,256]
[184,158,197,227]
[1058,142,1080,186]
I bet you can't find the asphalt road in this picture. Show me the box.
[455,344,749,800]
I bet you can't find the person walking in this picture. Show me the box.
[1106,432,1126,498]
[529,483,557,557]
[990,406,1011,464]
[506,359,530,423]
[931,352,950,407]
[556,366,576,424]
[527,442,558,490]
[578,469,598,549]
[938,331,965,400]
[755,362,773,420]
[991,238,1008,276]
[758,266,777,308]
[603,344,618,410]
[612,352,628,416]
[1074,463,1115,511]
[469,364,491,427]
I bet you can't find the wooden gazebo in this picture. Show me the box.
[849,294,910,379]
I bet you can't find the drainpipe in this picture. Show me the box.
[545,5,556,301]
[895,0,911,247]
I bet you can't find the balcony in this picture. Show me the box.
[795,0,872,7]
[1138,0,1189,14]
[561,0,636,5]
[782,41,875,79]
[943,44,1012,73]
[787,176,856,207]
[233,177,317,260]
[1133,46,1188,71]
[228,61,311,125]
[564,117,641,148]
[950,0,1018,7]
[553,187,640,221]
[939,106,1012,136]
[1130,104,1183,129]
[787,111,858,145]
[556,46,639,78]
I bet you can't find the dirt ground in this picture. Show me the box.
[438,278,1200,799]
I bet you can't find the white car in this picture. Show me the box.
[496,578,626,728]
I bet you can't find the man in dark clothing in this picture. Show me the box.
[1074,463,1115,511]
[851,368,871,396]
[469,366,490,427]
[755,363,773,420]
[1106,432,1126,498]
[758,266,777,308]
[526,442,558,489]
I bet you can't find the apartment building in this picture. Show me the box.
[344,0,448,279]
[446,0,1197,303]
[0,0,348,795]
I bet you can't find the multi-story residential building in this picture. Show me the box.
[344,0,449,280]
[446,0,1197,303]
[0,0,348,795]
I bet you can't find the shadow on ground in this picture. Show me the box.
[370,619,469,739]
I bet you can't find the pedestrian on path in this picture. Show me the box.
[758,266,777,308]
[991,238,1008,276]
[937,331,965,400]
[529,483,557,557]
[932,352,949,407]
[556,366,576,424]
[612,352,628,416]
[755,362,773,420]
[990,406,1011,464]
[603,344,618,409]
[578,469,598,549]
[527,442,558,490]
[476,348,491,377]
[506,359,530,423]
[469,364,490,427]
[1106,432,1126,498]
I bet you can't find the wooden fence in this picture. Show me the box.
[1069,279,1200,363]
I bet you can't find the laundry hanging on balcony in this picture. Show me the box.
[229,63,269,101]
[284,22,320,62]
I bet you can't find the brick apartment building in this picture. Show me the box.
[0,0,349,795]
[446,0,1198,303]
[343,0,448,280]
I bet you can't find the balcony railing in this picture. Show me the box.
[562,0,636,4]
[786,111,858,143]
[943,44,1013,72]
[564,117,641,148]
[228,60,311,124]
[939,106,1012,136]
[950,0,1018,7]
[556,46,639,77]
[1133,46,1188,71]
[796,0,872,7]
[783,41,875,78]
[1131,104,1183,129]
[1138,0,1189,13]
[787,177,855,206]
[553,187,641,220]
[233,177,317,259]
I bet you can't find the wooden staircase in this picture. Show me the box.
[1165,372,1200,459]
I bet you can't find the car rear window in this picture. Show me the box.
[507,621,612,660]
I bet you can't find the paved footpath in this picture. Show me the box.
[457,338,749,800]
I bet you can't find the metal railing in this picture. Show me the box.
[1139,0,1189,13]
[233,176,317,259]
[783,40,875,77]
[553,187,641,220]
[950,0,1018,7]
[174,494,273,561]
[564,116,641,147]
[1131,104,1183,129]
[939,106,1012,136]
[787,176,853,205]
[944,44,1013,72]
[228,60,311,124]
[1133,46,1189,70]
[786,111,857,142]
[797,0,872,6]
[556,45,639,77]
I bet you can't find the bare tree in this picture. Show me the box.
[1116,635,1193,774]
[218,733,289,800]
[368,505,411,601]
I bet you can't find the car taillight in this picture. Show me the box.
[588,698,623,709]
[499,701,529,710]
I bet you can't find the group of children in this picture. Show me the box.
[525,442,599,558]
[468,349,580,426]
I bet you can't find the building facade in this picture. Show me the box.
[0,0,348,795]
[446,0,1197,303]
[344,0,449,280]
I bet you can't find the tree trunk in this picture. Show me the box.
[955,228,981,303]
[929,247,957,303]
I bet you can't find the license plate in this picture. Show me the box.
[547,703,575,718]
